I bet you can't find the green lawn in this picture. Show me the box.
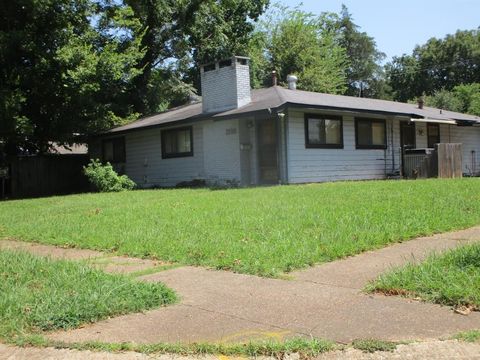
[1,179,480,277]
[367,243,480,309]
[0,250,176,341]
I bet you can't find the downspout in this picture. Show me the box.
[276,110,288,184]
[284,111,289,184]
[391,119,395,174]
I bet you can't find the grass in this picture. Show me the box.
[367,243,480,309]
[44,337,336,357]
[1,178,480,277]
[351,339,398,353]
[0,250,177,341]
[453,330,480,343]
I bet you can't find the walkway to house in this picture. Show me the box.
[1,227,480,347]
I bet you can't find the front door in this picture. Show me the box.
[400,121,416,149]
[257,118,278,184]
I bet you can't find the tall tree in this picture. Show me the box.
[386,29,480,102]
[422,83,480,116]
[248,5,348,94]
[0,0,144,153]
[123,0,269,114]
[318,5,386,98]
[0,0,270,152]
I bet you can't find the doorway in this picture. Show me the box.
[256,118,278,184]
[400,121,416,149]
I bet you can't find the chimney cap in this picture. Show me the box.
[287,74,298,90]
[200,55,250,70]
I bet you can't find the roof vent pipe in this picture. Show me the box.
[287,74,298,90]
[418,97,424,109]
[271,71,278,86]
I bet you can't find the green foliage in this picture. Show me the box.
[13,336,335,356]
[248,4,387,97]
[248,5,348,94]
[368,243,480,309]
[0,250,176,340]
[124,0,269,114]
[1,179,479,277]
[318,5,386,98]
[351,339,397,353]
[421,83,480,116]
[453,330,480,343]
[83,159,135,192]
[0,0,145,152]
[0,0,269,151]
[387,29,480,102]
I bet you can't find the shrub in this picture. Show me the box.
[83,159,135,192]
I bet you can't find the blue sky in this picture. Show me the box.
[279,0,480,62]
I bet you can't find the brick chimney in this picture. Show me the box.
[200,56,251,113]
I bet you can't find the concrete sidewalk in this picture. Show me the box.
[40,226,480,344]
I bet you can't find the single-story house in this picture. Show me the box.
[90,56,480,187]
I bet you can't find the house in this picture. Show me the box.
[89,56,480,187]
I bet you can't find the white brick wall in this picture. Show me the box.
[201,57,251,113]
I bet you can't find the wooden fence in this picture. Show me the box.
[6,154,90,199]
[436,143,463,178]
[402,143,463,179]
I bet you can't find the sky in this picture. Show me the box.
[280,0,480,62]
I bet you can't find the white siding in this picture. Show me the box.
[203,119,242,184]
[284,108,480,183]
[286,109,393,183]
[125,123,205,187]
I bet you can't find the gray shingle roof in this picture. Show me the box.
[106,86,480,134]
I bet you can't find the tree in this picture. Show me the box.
[0,0,144,153]
[0,0,270,152]
[248,5,348,94]
[386,29,480,102]
[423,83,480,116]
[318,5,386,98]
[123,0,269,114]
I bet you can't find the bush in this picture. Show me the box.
[83,159,135,192]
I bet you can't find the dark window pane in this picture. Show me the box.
[356,119,386,149]
[427,124,440,148]
[357,121,372,146]
[103,141,114,162]
[103,137,125,163]
[113,138,125,162]
[162,127,193,158]
[306,116,342,147]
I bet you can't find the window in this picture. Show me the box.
[355,118,387,149]
[304,114,343,148]
[427,123,440,148]
[161,127,193,159]
[102,137,125,163]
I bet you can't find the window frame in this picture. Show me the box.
[304,114,344,149]
[161,126,194,159]
[355,118,387,150]
[427,123,441,148]
[102,137,126,163]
